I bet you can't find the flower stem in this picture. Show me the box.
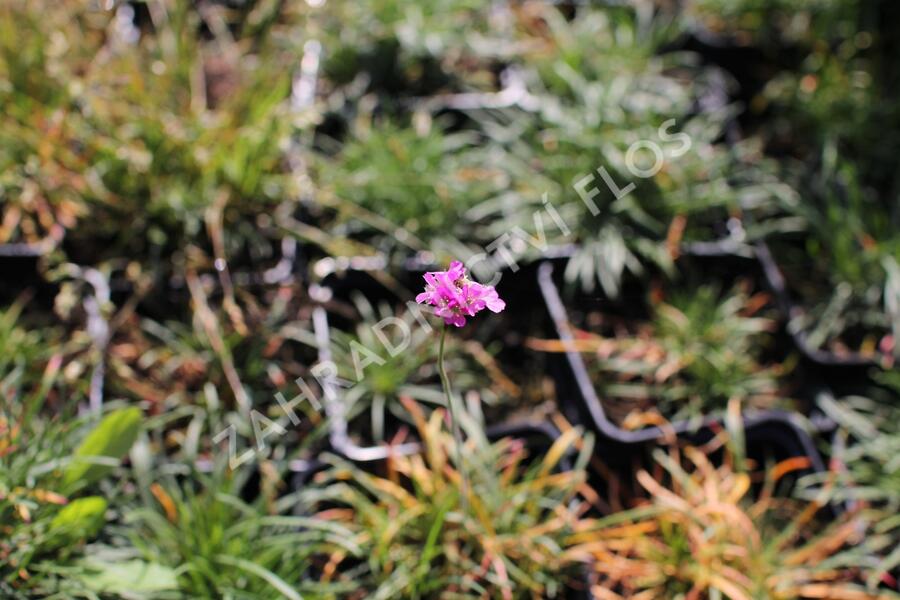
[438,324,468,511]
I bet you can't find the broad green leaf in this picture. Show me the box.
[49,496,107,545]
[63,407,142,489]
[78,558,179,595]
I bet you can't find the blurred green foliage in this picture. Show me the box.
[1,0,899,597]
[576,284,785,425]
[0,404,140,595]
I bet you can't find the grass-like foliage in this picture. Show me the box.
[1,0,297,271]
[307,399,594,598]
[802,388,900,589]
[471,3,797,296]
[299,296,508,443]
[772,164,900,358]
[1,403,140,596]
[111,470,359,599]
[572,445,893,599]
[2,0,899,596]
[536,284,784,424]
[313,117,502,260]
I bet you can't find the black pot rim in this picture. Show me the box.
[536,260,832,474]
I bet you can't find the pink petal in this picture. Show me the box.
[486,295,506,312]
[447,261,465,280]
[445,314,467,327]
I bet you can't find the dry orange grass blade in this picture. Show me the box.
[463,340,520,398]
[771,455,814,483]
[150,482,178,523]
[782,520,862,568]
[185,270,249,413]
[369,477,418,510]
[539,426,582,477]
[525,335,615,354]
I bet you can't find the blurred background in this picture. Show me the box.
[2,0,899,598]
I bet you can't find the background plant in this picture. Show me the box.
[2,0,899,596]
[573,444,893,599]
[297,296,511,444]
[310,116,505,262]
[800,388,900,590]
[535,283,785,426]
[471,3,798,296]
[0,404,140,596]
[306,399,594,598]
[108,468,358,599]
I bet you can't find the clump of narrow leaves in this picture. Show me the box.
[1,0,299,273]
[0,303,139,593]
[570,444,893,599]
[533,284,785,426]
[298,296,511,444]
[311,116,504,262]
[0,404,141,596]
[308,399,594,598]
[0,0,103,249]
[110,469,359,600]
[470,3,798,296]
[769,165,900,361]
[801,388,900,590]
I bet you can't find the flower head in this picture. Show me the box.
[415,261,506,327]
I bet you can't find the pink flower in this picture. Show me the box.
[415,261,506,327]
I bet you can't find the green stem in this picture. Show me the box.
[438,324,468,512]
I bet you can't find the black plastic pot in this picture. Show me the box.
[755,241,885,370]
[679,237,882,370]
[536,261,832,473]
[308,252,577,458]
[310,294,575,464]
[0,243,51,305]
